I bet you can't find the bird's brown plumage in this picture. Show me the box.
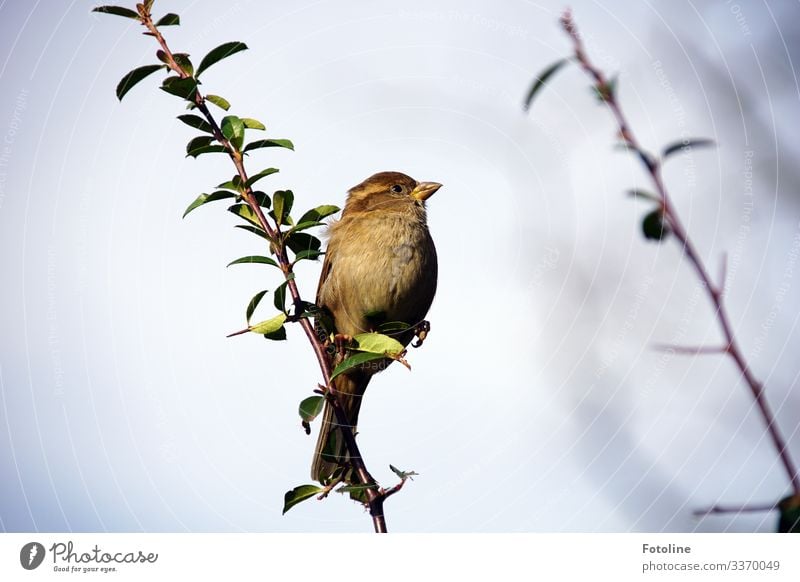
[311,171,440,482]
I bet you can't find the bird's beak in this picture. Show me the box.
[410,181,442,202]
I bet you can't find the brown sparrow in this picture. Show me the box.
[311,171,441,482]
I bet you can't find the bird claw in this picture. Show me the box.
[333,333,352,358]
[411,320,430,348]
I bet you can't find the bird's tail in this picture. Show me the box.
[311,370,370,483]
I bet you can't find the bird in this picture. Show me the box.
[311,171,441,483]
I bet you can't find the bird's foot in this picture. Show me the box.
[411,320,430,348]
[333,333,353,358]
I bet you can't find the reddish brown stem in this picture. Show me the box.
[561,9,799,496]
[139,6,391,532]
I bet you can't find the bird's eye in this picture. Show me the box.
[391,184,404,193]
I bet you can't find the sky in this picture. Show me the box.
[1,0,799,533]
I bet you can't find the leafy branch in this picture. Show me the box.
[525,9,800,532]
[95,1,412,533]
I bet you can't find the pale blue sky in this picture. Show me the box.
[1,0,799,532]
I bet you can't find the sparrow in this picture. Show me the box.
[311,171,441,483]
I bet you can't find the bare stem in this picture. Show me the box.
[138,5,393,532]
[561,9,799,496]
[693,502,778,517]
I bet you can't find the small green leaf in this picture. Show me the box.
[171,53,194,76]
[155,12,180,26]
[286,220,324,235]
[227,255,279,268]
[116,64,163,100]
[263,326,287,341]
[642,209,670,241]
[523,58,570,111]
[177,114,213,133]
[186,135,213,155]
[249,313,287,335]
[196,41,248,77]
[292,249,323,262]
[221,115,245,151]
[241,118,266,130]
[286,232,321,254]
[298,205,340,224]
[298,396,324,423]
[227,203,261,227]
[205,94,230,111]
[161,76,198,100]
[778,495,800,533]
[243,138,294,153]
[663,138,716,159]
[272,190,294,225]
[273,276,294,313]
[330,352,387,381]
[92,5,140,19]
[186,145,227,157]
[389,464,418,480]
[246,290,268,324]
[183,190,237,218]
[282,484,323,515]
[591,75,617,102]
[234,224,269,240]
[352,332,405,356]
[252,191,271,208]
[246,168,280,188]
[626,189,659,202]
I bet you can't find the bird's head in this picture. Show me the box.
[343,171,442,215]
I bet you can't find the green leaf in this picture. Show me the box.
[196,41,248,77]
[246,290,268,324]
[286,232,321,254]
[183,190,237,218]
[234,224,269,240]
[298,396,324,423]
[116,64,163,100]
[263,326,286,341]
[352,332,404,356]
[227,255,279,268]
[161,76,198,100]
[155,12,180,26]
[273,275,294,313]
[241,118,265,130]
[389,464,418,480]
[778,495,800,533]
[330,352,388,381]
[171,53,193,76]
[186,135,213,155]
[250,313,287,335]
[92,6,140,19]
[662,138,716,159]
[246,168,280,188]
[286,220,324,235]
[272,190,294,225]
[642,209,670,241]
[282,484,323,515]
[293,249,323,262]
[591,75,617,102]
[186,145,227,157]
[227,203,261,227]
[243,138,294,153]
[298,205,340,224]
[176,114,213,133]
[252,191,271,208]
[626,189,659,202]
[523,58,570,111]
[205,94,230,111]
[221,115,245,151]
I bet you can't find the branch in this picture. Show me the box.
[560,9,800,496]
[693,502,778,517]
[136,5,391,532]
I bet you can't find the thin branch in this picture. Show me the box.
[137,5,393,532]
[561,9,800,496]
[651,344,729,355]
[693,502,778,517]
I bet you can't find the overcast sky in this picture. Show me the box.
[1,0,799,533]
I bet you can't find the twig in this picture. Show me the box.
[561,9,800,496]
[693,502,778,517]
[137,4,393,532]
[651,344,729,355]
